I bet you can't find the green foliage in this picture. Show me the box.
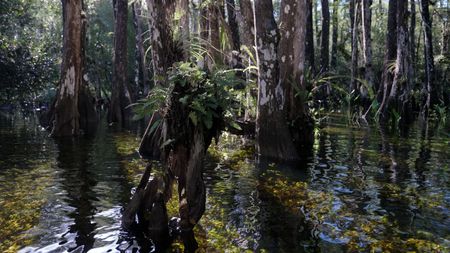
[130,62,244,130]
[0,0,61,105]
[128,86,169,120]
[170,62,242,129]
[431,104,448,125]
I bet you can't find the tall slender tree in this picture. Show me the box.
[320,0,330,73]
[305,0,315,72]
[361,0,373,105]
[226,0,240,52]
[420,0,438,117]
[350,0,360,93]
[330,0,339,69]
[132,1,149,94]
[109,0,133,126]
[377,0,397,120]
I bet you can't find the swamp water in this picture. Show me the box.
[0,113,448,252]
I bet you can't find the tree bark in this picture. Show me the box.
[178,0,190,60]
[330,0,339,69]
[350,0,360,94]
[50,0,96,137]
[226,0,240,52]
[410,0,416,79]
[146,0,180,86]
[208,2,222,66]
[381,0,413,123]
[377,0,397,120]
[239,0,255,48]
[109,0,133,127]
[254,0,299,161]
[420,0,438,117]
[320,0,330,73]
[305,0,315,72]
[132,1,150,95]
[361,0,373,104]
[279,0,314,152]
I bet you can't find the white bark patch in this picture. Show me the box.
[61,65,75,96]
[262,49,271,61]
[259,79,269,106]
[281,55,286,62]
[284,5,290,14]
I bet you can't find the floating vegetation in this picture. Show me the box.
[0,162,55,252]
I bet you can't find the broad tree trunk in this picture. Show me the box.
[381,0,413,123]
[109,0,133,127]
[50,0,96,137]
[320,0,330,74]
[377,0,397,120]
[254,0,299,161]
[330,0,339,69]
[305,0,315,72]
[279,0,314,152]
[361,0,373,105]
[420,0,437,117]
[132,1,150,95]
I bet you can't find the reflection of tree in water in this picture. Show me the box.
[377,125,414,230]
[55,138,97,252]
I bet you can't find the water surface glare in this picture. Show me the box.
[0,113,448,252]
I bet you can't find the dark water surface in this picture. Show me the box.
[0,113,448,252]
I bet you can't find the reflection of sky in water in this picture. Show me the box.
[1,113,449,252]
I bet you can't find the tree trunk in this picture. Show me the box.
[239,0,255,48]
[226,0,240,52]
[109,0,133,127]
[305,0,315,72]
[208,3,222,66]
[361,0,373,105]
[420,0,437,117]
[132,1,150,95]
[410,0,416,79]
[330,0,339,69]
[350,0,359,94]
[178,0,190,60]
[320,0,330,73]
[146,0,180,86]
[50,0,96,137]
[279,0,314,153]
[377,0,397,120]
[381,0,413,123]
[254,0,299,161]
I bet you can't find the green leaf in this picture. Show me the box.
[149,119,162,135]
[229,121,242,130]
